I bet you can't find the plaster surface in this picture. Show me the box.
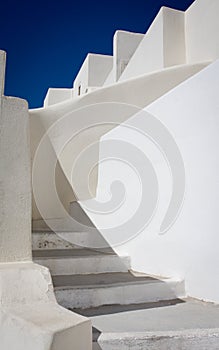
[92,299,219,333]
[89,60,219,303]
[112,30,144,83]
[0,62,31,262]
[73,53,113,96]
[30,0,219,306]
[93,299,219,349]
[30,62,206,224]
[44,88,73,107]
[119,7,185,82]
[186,0,219,63]
[0,49,92,349]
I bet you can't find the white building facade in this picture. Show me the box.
[1,0,219,348]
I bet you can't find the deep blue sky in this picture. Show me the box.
[0,0,195,108]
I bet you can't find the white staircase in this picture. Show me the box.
[32,228,184,349]
[32,228,219,350]
[32,230,183,310]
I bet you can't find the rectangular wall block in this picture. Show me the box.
[0,51,32,262]
[119,7,186,82]
[186,0,219,63]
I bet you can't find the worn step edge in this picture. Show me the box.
[55,278,184,309]
[97,329,219,350]
[54,278,159,290]
[32,248,115,258]
[73,299,184,317]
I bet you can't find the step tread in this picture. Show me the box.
[74,299,184,317]
[89,299,219,334]
[33,248,115,259]
[53,272,160,289]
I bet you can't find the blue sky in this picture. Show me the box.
[0,0,195,108]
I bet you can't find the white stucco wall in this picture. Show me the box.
[89,60,219,303]
[146,60,219,303]
[163,7,185,67]
[0,49,92,349]
[44,88,73,107]
[73,54,113,96]
[186,0,219,63]
[114,31,144,81]
[103,31,144,86]
[103,69,114,86]
[30,62,206,223]
[29,0,219,305]
[73,55,89,96]
[0,50,32,262]
[119,7,185,82]
[88,54,113,86]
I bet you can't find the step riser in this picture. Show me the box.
[32,232,77,250]
[34,256,130,275]
[32,231,110,250]
[58,231,110,250]
[97,332,219,350]
[55,280,184,309]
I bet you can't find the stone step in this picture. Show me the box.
[33,249,130,275]
[86,299,219,350]
[32,231,79,250]
[75,299,183,317]
[53,272,184,309]
[88,300,184,349]
[32,230,112,251]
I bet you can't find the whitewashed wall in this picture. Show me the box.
[103,31,144,86]
[186,0,219,63]
[113,31,144,81]
[44,88,73,107]
[0,51,32,262]
[119,7,185,82]
[89,61,219,303]
[30,62,206,223]
[88,54,113,86]
[0,50,91,349]
[73,53,112,96]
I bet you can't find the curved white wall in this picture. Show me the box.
[30,63,207,221]
[29,0,219,304]
[82,61,219,303]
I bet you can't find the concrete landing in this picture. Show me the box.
[88,299,219,349]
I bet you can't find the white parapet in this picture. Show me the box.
[114,31,144,81]
[44,88,73,107]
[103,30,144,85]
[119,7,185,82]
[73,53,113,96]
[0,50,91,349]
[0,53,32,262]
[186,0,219,64]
